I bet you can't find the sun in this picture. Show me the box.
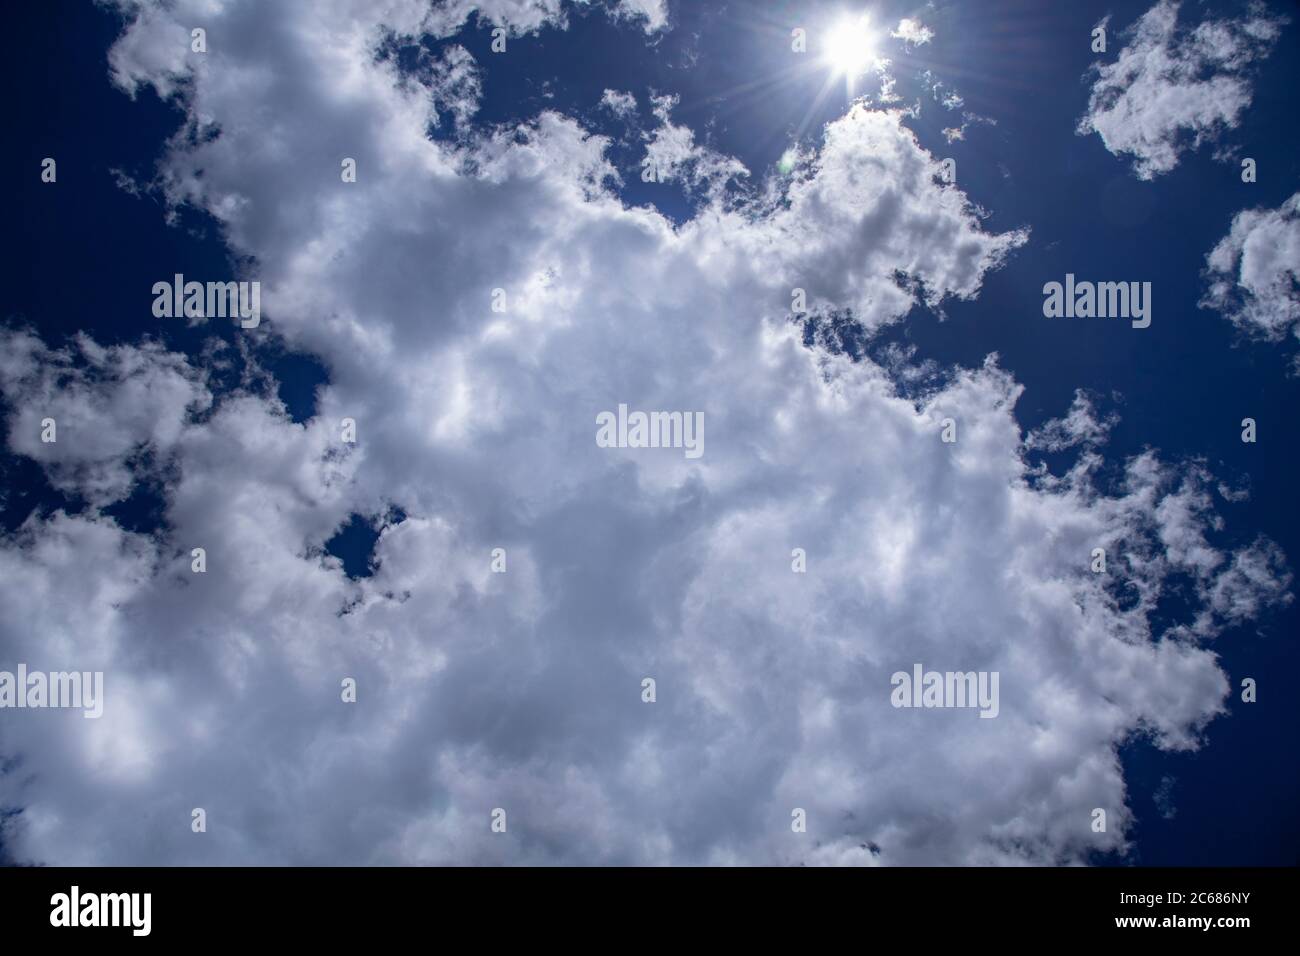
[823,13,879,77]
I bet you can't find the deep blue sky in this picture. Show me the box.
[2,0,1296,865]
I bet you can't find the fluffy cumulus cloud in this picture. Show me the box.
[891,18,934,47]
[1076,0,1286,180]
[599,87,638,119]
[1201,192,1300,362]
[422,0,667,37]
[609,0,668,34]
[0,0,1290,865]
[0,332,211,508]
[641,93,750,198]
[106,0,667,105]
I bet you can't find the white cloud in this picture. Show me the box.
[0,331,211,508]
[427,45,483,130]
[426,0,568,38]
[920,71,962,111]
[641,93,749,198]
[891,18,934,47]
[424,0,669,38]
[1026,391,1117,454]
[599,88,638,119]
[0,0,1288,866]
[1200,192,1300,358]
[1076,0,1286,180]
[941,111,995,145]
[107,0,663,107]
[609,0,668,34]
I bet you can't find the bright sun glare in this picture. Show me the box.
[823,14,878,77]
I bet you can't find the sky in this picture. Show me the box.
[0,0,1297,866]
